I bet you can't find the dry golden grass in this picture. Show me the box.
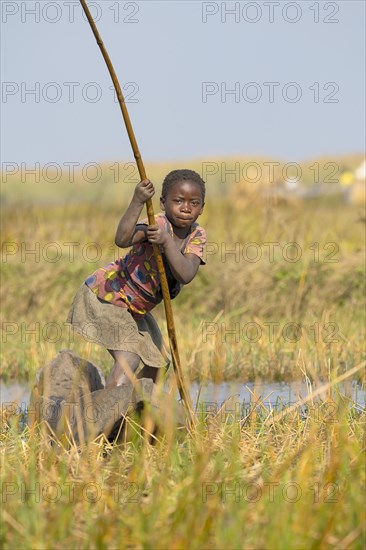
[1,384,365,549]
[1,183,365,385]
[1,155,365,548]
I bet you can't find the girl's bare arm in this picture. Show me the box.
[163,241,201,284]
[115,180,153,248]
[147,225,201,284]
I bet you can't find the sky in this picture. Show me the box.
[1,0,365,167]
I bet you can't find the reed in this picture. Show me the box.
[1,162,365,548]
[1,380,364,549]
[1,195,364,384]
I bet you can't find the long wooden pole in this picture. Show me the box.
[79,0,195,428]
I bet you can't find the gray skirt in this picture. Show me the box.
[66,283,170,369]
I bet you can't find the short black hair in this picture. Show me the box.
[161,169,205,203]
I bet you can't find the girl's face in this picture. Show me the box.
[160,180,204,229]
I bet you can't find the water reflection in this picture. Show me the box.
[1,380,364,413]
[190,380,365,409]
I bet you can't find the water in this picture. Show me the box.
[190,380,365,420]
[190,380,365,408]
[0,383,30,410]
[1,380,364,413]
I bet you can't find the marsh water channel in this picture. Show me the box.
[1,380,365,420]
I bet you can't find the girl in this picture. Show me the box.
[66,169,206,388]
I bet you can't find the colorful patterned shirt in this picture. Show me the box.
[85,213,206,318]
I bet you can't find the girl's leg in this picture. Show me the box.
[105,349,141,388]
[137,365,159,383]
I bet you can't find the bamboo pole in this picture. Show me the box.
[79,0,195,428]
